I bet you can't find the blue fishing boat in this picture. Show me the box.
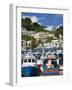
[21,52,39,77]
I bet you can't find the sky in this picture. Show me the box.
[21,12,63,29]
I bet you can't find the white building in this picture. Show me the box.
[31,32,54,41]
[22,28,35,35]
[21,40,31,50]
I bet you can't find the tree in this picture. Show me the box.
[31,38,38,49]
[32,23,45,32]
[54,26,63,38]
[21,18,32,31]
[22,35,32,41]
[22,35,38,49]
[21,18,48,32]
[46,36,54,42]
[38,40,44,48]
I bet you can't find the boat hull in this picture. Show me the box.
[42,67,59,75]
[21,66,39,77]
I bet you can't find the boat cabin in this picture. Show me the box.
[22,52,37,67]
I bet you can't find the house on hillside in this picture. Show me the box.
[31,32,55,42]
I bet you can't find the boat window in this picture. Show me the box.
[43,60,46,64]
[32,59,35,62]
[28,59,31,62]
[59,58,63,65]
[24,59,27,62]
[21,59,23,64]
[21,51,24,54]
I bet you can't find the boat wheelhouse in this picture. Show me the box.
[21,52,39,77]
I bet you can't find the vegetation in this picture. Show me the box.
[54,26,63,38]
[32,23,45,32]
[46,36,54,42]
[21,18,47,32]
[21,18,32,31]
[22,35,32,41]
[31,37,38,49]
[22,35,37,49]
[21,18,63,37]
[21,17,63,49]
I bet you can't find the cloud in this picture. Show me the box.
[38,22,42,25]
[45,26,54,31]
[22,16,38,23]
[45,24,63,31]
[30,16,38,23]
[56,24,63,29]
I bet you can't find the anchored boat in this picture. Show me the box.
[21,52,39,77]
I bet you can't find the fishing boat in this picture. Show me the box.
[41,51,60,75]
[56,51,63,75]
[36,41,59,75]
[21,52,39,77]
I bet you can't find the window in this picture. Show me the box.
[21,41,24,43]
[21,59,23,64]
[24,59,27,62]
[28,59,31,62]
[59,58,63,65]
[21,51,24,54]
[32,59,35,63]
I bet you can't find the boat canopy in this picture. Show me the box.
[23,52,36,60]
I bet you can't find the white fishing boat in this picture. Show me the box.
[21,51,39,77]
